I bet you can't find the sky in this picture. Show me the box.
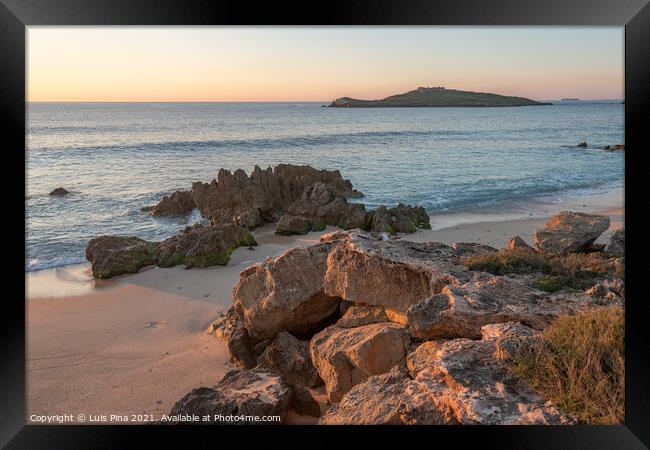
[27,27,624,102]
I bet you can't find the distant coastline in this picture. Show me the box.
[328,86,550,108]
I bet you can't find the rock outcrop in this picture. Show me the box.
[49,187,69,196]
[86,223,256,279]
[604,229,624,257]
[534,211,610,254]
[405,274,589,339]
[403,322,575,424]
[310,322,410,402]
[150,190,196,216]
[148,164,430,236]
[189,223,621,425]
[169,368,293,424]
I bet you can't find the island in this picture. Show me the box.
[329,86,550,108]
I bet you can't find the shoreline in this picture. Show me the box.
[25,187,624,423]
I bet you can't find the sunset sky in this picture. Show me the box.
[27,27,624,102]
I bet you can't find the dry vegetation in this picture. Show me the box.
[511,306,625,424]
[462,248,619,291]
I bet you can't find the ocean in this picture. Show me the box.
[26,102,624,271]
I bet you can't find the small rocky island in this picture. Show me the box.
[329,86,550,108]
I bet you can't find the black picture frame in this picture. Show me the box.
[2,0,648,447]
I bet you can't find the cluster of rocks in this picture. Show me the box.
[147,164,431,235]
[575,141,624,152]
[171,210,624,424]
[85,222,256,279]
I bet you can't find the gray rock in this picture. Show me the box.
[534,211,610,254]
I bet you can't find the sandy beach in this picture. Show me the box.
[25,189,624,424]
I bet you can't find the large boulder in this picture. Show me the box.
[604,229,624,257]
[310,322,410,402]
[169,368,293,424]
[150,190,195,216]
[405,323,575,425]
[406,274,590,339]
[534,211,610,254]
[256,331,322,388]
[322,231,470,313]
[85,235,158,279]
[232,242,341,341]
[157,223,256,268]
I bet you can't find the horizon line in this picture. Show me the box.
[27,98,625,104]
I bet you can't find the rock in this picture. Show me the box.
[85,235,158,279]
[450,242,498,256]
[338,203,370,230]
[291,385,321,417]
[336,306,388,328]
[506,235,535,251]
[604,229,624,257]
[369,203,431,233]
[49,187,69,196]
[603,145,611,150]
[614,144,625,151]
[406,324,575,424]
[169,368,293,424]
[150,190,195,216]
[310,322,410,402]
[323,230,470,313]
[256,331,322,388]
[319,365,442,425]
[232,242,341,341]
[157,223,256,268]
[585,278,625,303]
[406,275,589,339]
[276,215,312,235]
[534,211,610,254]
[577,141,588,147]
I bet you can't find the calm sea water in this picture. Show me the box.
[26,102,624,271]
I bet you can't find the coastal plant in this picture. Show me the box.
[532,275,566,292]
[510,306,624,424]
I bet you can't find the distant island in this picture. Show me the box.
[561,98,580,101]
[329,86,550,108]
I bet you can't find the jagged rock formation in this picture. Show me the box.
[174,211,621,424]
[148,164,431,235]
[85,223,256,279]
[534,211,610,254]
